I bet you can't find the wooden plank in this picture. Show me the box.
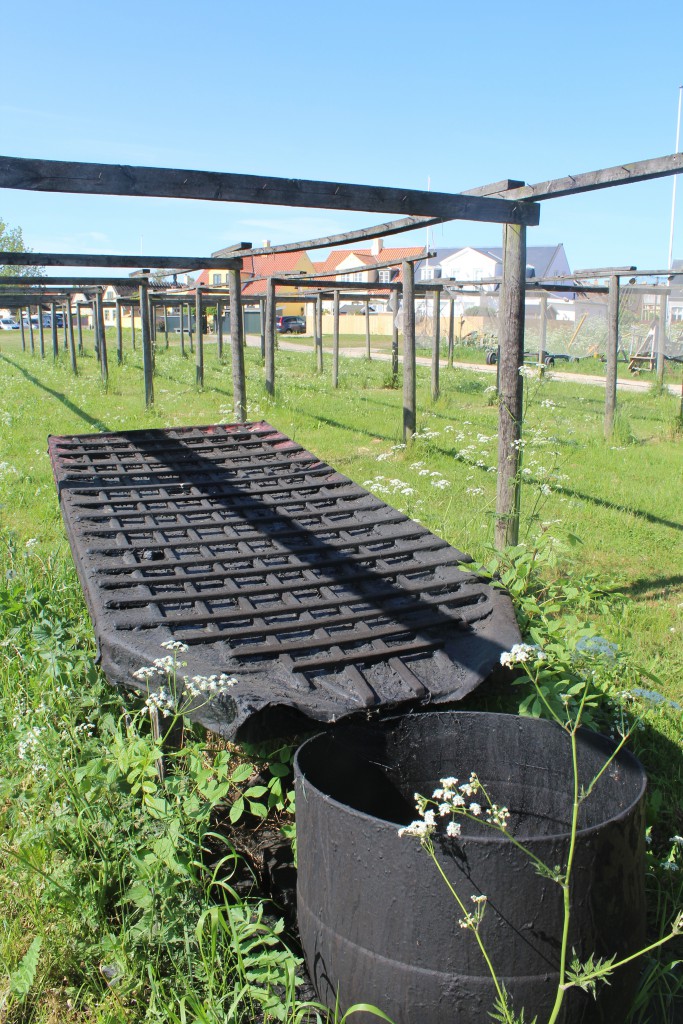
[95,291,108,385]
[19,310,26,352]
[315,294,323,373]
[265,277,275,396]
[75,302,83,355]
[402,261,416,443]
[495,224,527,549]
[604,276,619,437]
[195,288,204,386]
[139,282,154,407]
[0,275,142,287]
[0,251,243,270]
[27,306,35,355]
[0,154,540,224]
[447,298,455,368]
[280,249,429,281]
[332,290,340,389]
[365,300,371,360]
[271,276,400,291]
[224,180,528,257]
[431,290,440,402]
[496,152,683,203]
[657,294,667,384]
[50,302,58,360]
[217,298,224,359]
[66,300,78,375]
[116,300,123,363]
[37,302,45,358]
[229,268,246,421]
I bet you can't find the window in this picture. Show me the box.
[421,267,435,281]
[378,269,392,283]
[212,273,222,285]
[340,271,364,283]
[671,306,683,322]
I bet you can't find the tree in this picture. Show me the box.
[0,217,44,278]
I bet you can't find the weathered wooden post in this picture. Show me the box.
[164,304,169,349]
[188,299,194,353]
[265,277,275,396]
[27,306,35,355]
[402,261,416,443]
[19,309,26,351]
[448,297,455,368]
[37,305,45,358]
[538,293,548,364]
[494,223,527,550]
[75,303,83,355]
[66,299,77,375]
[195,287,204,387]
[139,282,154,407]
[365,300,371,360]
[229,266,246,421]
[95,290,108,385]
[431,289,440,401]
[130,304,136,351]
[62,304,68,351]
[179,301,185,355]
[315,293,323,373]
[50,302,59,360]
[391,288,399,379]
[604,275,619,438]
[217,298,224,359]
[657,292,667,384]
[116,300,123,364]
[332,289,340,389]
[259,298,266,360]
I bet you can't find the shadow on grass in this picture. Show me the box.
[617,574,683,598]
[1,354,111,433]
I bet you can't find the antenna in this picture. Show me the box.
[667,85,683,269]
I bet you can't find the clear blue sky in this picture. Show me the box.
[2,0,683,276]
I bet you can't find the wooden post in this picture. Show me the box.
[217,299,223,359]
[95,290,108,385]
[333,289,340,388]
[448,298,455,368]
[140,282,154,406]
[188,299,194,352]
[657,293,667,384]
[265,277,275,396]
[75,303,83,354]
[431,290,440,401]
[130,304,136,351]
[494,223,527,550]
[37,305,45,358]
[164,305,169,349]
[259,299,266,360]
[604,275,619,438]
[391,296,399,379]
[365,300,371,359]
[19,310,26,351]
[229,267,246,421]
[50,302,59,360]
[195,287,204,387]
[116,300,123,363]
[28,306,35,355]
[66,299,77,374]
[179,302,185,355]
[62,304,68,351]
[150,301,157,344]
[315,293,323,373]
[402,261,416,443]
[538,294,548,364]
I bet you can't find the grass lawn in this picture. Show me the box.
[0,329,681,1023]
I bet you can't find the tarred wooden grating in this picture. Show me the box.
[49,422,520,740]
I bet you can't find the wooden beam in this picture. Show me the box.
[494,152,683,203]
[0,154,540,224]
[332,290,340,389]
[229,267,246,421]
[604,276,619,438]
[265,277,275,396]
[495,223,527,549]
[195,288,204,387]
[139,282,154,407]
[402,261,416,444]
[0,275,142,286]
[279,249,430,281]
[0,251,242,270]
[227,180,527,257]
[431,290,440,402]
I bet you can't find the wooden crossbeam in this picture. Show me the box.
[494,153,683,202]
[0,275,140,286]
[0,155,540,225]
[270,277,400,291]
[1,252,245,270]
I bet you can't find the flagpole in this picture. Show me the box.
[667,85,683,269]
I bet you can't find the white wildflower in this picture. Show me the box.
[160,640,189,652]
[446,821,462,838]
[469,802,482,816]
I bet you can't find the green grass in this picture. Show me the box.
[0,329,681,1022]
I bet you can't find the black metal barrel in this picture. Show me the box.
[295,711,647,1024]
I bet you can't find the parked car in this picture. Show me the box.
[0,317,20,330]
[276,315,306,334]
[41,313,65,328]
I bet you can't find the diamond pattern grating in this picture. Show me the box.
[49,422,520,740]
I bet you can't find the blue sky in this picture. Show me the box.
[2,0,683,276]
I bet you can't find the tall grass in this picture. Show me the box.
[0,331,681,1021]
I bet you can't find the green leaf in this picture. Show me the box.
[10,936,42,997]
[229,796,245,823]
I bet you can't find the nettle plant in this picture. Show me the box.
[399,643,683,1024]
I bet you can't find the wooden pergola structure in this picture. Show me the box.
[2,151,683,548]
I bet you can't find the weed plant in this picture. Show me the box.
[0,332,681,1021]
